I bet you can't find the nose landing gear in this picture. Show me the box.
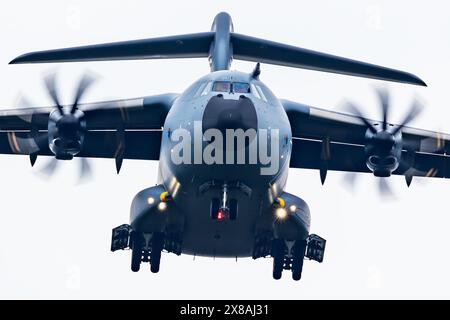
[210,183,239,221]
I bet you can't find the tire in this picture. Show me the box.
[130,231,143,272]
[150,232,164,273]
[150,250,161,273]
[292,240,307,281]
[272,239,285,280]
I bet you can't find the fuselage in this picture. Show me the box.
[153,70,292,257]
[160,70,292,195]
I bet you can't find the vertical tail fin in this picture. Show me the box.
[209,12,234,72]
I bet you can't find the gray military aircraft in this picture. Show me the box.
[3,12,448,281]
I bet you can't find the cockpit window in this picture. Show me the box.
[250,83,261,99]
[233,82,250,93]
[212,81,251,94]
[251,83,268,102]
[213,81,231,92]
[255,85,267,102]
[194,82,207,97]
[201,81,213,96]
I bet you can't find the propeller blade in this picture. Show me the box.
[419,133,446,153]
[44,73,64,115]
[392,100,423,135]
[345,102,377,134]
[12,132,47,155]
[27,116,43,166]
[78,157,93,182]
[71,73,95,114]
[15,94,36,124]
[16,94,33,109]
[34,156,94,183]
[342,172,358,192]
[376,88,389,131]
[343,172,396,198]
[39,158,59,177]
[378,177,394,198]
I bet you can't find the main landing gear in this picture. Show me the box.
[130,231,164,273]
[271,234,326,281]
[111,224,182,273]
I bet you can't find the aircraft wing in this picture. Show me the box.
[0,93,178,161]
[282,99,450,179]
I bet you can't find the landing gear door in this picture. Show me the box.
[111,224,131,251]
[305,234,326,263]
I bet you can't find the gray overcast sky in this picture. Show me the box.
[0,0,449,299]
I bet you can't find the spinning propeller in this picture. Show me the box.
[20,72,96,181]
[343,88,423,196]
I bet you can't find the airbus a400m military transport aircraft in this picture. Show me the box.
[4,12,448,281]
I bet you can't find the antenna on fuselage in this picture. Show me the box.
[251,63,261,79]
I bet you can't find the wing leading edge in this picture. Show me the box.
[283,99,450,179]
[0,93,178,161]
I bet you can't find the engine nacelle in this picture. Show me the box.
[346,88,421,178]
[48,108,86,160]
[364,128,402,177]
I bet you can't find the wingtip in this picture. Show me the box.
[9,51,58,64]
[407,72,427,87]
[415,77,427,87]
[9,53,28,64]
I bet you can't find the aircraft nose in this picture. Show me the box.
[202,95,257,134]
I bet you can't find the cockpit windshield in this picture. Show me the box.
[212,81,231,92]
[233,82,250,93]
[212,81,250,94]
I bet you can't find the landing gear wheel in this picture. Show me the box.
[272,239,285,280]
[292,240,307,281]
[150,232,164,273]
[130,231,143,272]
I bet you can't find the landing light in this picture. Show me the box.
[275,208,287,220]
[289,205,297,213]
[158,202,167,211]
[147,197,155,205]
